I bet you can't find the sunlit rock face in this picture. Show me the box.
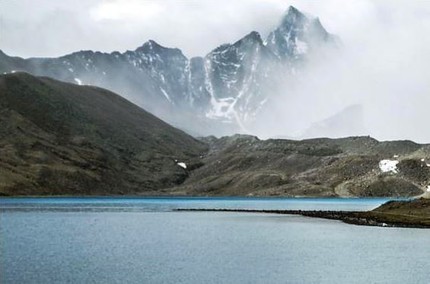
[0,6,337,136]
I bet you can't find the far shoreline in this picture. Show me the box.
[176,206,430,229]
[0,194,404,200]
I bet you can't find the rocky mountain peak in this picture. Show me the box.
[135,40,184,58]
[210,31,263,56]
[281,6,308,27]
[238,31,263,45]
[136,40,162,52]
[265,6,336,60]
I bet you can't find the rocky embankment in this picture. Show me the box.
[178,198,430,229]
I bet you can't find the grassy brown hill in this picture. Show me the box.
[0,73,207,196]
[345,198,430,228]
[373,198,430,216]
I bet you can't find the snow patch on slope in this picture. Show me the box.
[74,78,82,85]
[160,88,172,103]
[379,159,399,174]
[177,162,187,169]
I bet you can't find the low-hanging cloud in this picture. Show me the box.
[0,0,287,58]
[252,0,430,143]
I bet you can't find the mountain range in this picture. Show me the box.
[1,72,429,197]
[2,6,429,197]
[0,6,338,136]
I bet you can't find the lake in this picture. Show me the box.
[1,197,429,283]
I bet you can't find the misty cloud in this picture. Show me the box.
[257,1,430,143]
[1,0,430,142]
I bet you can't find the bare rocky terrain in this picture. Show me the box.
[169,135,430,197]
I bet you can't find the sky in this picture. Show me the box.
[1,0,430,142]
[2,0,425,58]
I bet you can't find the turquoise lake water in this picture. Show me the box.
[1,197,429,283]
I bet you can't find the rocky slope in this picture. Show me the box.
[0,6,337,136]
[0,73,207,196]
[169,135,430,197]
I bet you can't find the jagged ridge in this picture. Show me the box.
[0,6,337,136]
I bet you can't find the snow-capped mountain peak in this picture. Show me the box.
[266,6,335,60]
[0,6,337,136]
